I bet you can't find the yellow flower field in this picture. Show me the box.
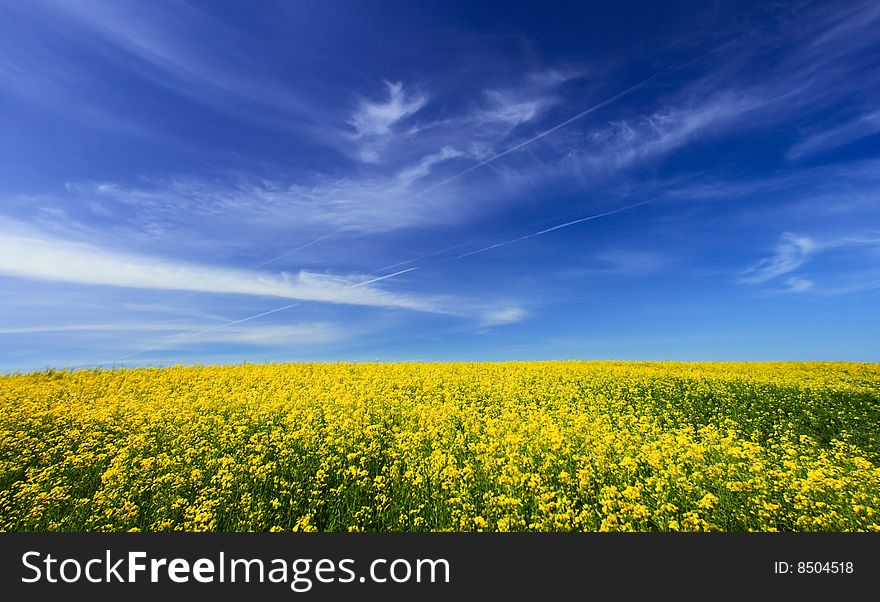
[1,361,878,532]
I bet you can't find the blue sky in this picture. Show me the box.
[1,0,879,370]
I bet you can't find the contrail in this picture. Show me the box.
[421,47,721,194]
[113,47,718,363]
[116,197,656,364]
[442,197,661,263]
[256,230,341,268]
[117,267,419,362]
[117,303,304,361]
[368,239,473,275]
[132,231,343,314]
[348,266,420,287]
[250,46,719,275]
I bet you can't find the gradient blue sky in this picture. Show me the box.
[1,0,879,371]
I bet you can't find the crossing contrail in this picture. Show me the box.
[113,46,719,364]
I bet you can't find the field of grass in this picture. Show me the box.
[1,361,878,532]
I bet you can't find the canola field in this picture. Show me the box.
[1,361,878,532]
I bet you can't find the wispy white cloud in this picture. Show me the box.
[195,322,349,346]
[481,307,527,326]
[0,221,528,328]
[0,322,193,335]
[558,94,761,176]
[479,90,554,127]
[61,156,503,236]
[39,65,764,244]
[347,81,427,162]
[337,68,575,167]
[348,81,427,137]
[0,223,445,313]
[783,277,814,293]
[0,320,352,349]
[33,0,313,126]
[739,233,816,285]
[335,68,581,172]
[808,0,880,54]
[740,232,880,294]
[472,68,583,131]
[787,111,880,160]
[396,146,463,185]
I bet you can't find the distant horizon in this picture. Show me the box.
[2,1,879,371]
[6,357,879,377]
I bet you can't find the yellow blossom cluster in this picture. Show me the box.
[0,361,878,531]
